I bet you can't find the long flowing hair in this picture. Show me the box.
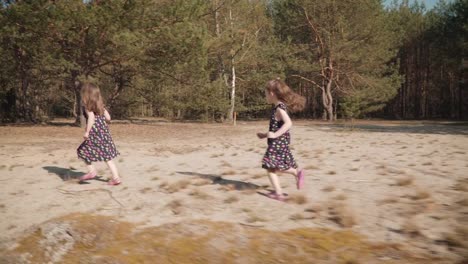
[266,78,306,113]
[81,83,105,115]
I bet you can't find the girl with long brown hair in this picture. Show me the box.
[257,78,306,201]
[77,83,121,185]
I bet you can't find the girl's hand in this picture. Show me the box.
[267,132,276,139]
[257,132,267,139]
[83,132,89,140]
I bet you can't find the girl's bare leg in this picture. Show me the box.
[267,169,283,195]
[105,160,121,181]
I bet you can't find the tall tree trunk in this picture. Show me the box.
[228,60,236,121]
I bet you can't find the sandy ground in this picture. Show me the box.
[0,119,467,263]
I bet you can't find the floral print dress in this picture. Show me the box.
[77,108,119,163]
[262,102,298,170]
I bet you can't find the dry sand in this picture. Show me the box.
[0,119,467,263]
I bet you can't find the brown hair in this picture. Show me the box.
[266,78,306,113]
[81,83,105,115]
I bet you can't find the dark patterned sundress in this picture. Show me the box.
[77,109,119,163]
[262,102,298,170]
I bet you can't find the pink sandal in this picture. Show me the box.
[296,169,305,190]
[107,178,122,186]
[267,192,287,202]
[79,171,97,181]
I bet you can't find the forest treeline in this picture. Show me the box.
[0,0,466,123]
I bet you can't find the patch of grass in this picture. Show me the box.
[378,197,399,205]
[220,161,232,167]
[189,189,211,200]
[422,162,433,166]
[9,164,24,171]
[327,171,337,175]
[456,198,468,206]
[322,186,335,192]
[231,153,238,156]
[166,180,191,193]
[410,190,430,200]
[166,200,183,215]
[118,158,124,163]
[133,206,142,211]
[328,203,356,228]
[402,220,421,237]
[290,213,306,221]
[305,205,323,214]
[453,179,468,192]
[395,177,413,186]
[224,195,239,204]
[193,179,212,186]
[242,208,252,213]
[222,170,236,176]
[151,176,159,181]
[334,194,347,201]
[140,187,152,194]
[251,172,265,179]
[0,165,6,170]
[246,214,267,223]
[304,164,319,170]
[349,167,359,171]
[0,204,5,209]
[288,194,308,205]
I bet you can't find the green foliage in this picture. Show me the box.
[0,0,465,122]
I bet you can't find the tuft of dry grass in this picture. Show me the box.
[402,220,421,237]
[395,177,413,186]
[166,200,183,215]
[222,170,236,176]
[189,189,211,200]
[422,161,433,166]
[304,164,319,170]
[456,198,468,206]
[322,186,335,192]
[378,197,399,205]
[442,226,468,248]
[349,167,359,171]
[410,190,430,200]
[193,179,212,186]
[224,195,239,204]
[166,180,191,193]
[453,179,468,192]
[246,214,267,223]
[327,203,356,228]
[251,172,265,179]
[140,187,152,194]
[327,170,336,175]
[305,204,323,214]
[151,176,159,181]
[289,213,306,221]
[220,161,232,167]
[133,206,142,211]
[334,194,347,201]
[288,194,308,205]
[0,204,5,209]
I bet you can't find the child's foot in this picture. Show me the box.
[296,169,305,190]
[79,171,97,181]
[267,192,287,202]
[107,178,122,186]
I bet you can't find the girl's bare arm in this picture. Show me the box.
[104,109,111,122]
[268,108,292,139]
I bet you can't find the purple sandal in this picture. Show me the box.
[107,178,122,186]
[297,169,305,190]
